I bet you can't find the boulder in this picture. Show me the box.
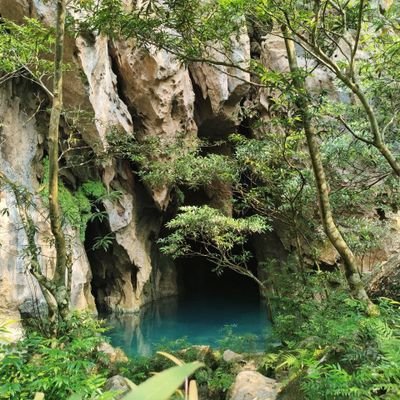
[97,342,129,364]
[223,349,242,363]
[229,370,279,400]
[104,375,134,399]
[368,254,400,301]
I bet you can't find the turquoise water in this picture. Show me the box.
[104,294,272,357]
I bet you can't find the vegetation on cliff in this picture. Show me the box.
[0,0,400,399]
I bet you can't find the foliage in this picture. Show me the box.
[107,131,238,190]
[0,313,109,400]
[206,366,235,395]
[121,361,203,400]
[117,343,237,400]
[73,0,251,65]
[39,158,118,241]
[159,205,268,284]
[263,285,400,400]
[0,17,54,84]
[230,131,319,247]
[217,324,261,353]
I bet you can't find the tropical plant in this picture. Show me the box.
[0,313,108,400]
[159,205,268,290]
[264,290,400,400]
[118,361,203,400]
[0,17,54,94]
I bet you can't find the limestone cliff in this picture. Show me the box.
[0,1,397,337]
[0,0,251,330]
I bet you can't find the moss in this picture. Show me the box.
[80,180,106,199]
[40,158,106,241]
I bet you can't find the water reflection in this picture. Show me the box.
[105,298,179,356]
[104,295,271,357]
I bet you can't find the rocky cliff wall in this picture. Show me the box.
[0,1,397,336]
[0,0,251,330]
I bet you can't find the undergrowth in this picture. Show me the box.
[262,271,400,400]
[0,313,110,400]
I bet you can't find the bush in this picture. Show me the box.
[0,313,109,400]
[264,291,400,400]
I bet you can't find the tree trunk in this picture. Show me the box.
[330,68,400,177]
[282,27,375,310]
[48,0,69,319]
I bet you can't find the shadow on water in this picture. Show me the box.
[104,258,272,357]
[104,293,272,357]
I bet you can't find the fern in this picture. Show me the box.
[264,295,400,399]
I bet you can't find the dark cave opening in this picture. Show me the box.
[176,255,261,304]
[84,206,136,314]
[84,211,114,313]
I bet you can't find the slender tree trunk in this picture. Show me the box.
[282,27,375,310]
[48,0,69,319]
[276,0,400,176]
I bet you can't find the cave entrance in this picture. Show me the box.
[176,255,261,304]
[104,254,269,356]
[84,205,137,314]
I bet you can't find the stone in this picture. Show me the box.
[0,0,30,22]
[368,253,400,301]
[190,27,251,124]
[0,0,183,320]
[98,342,129,364]
[75,35,134,149]
[223,349,242,363]
[229,370,279,400]
[0,312,24,343]
[96,180,178,313]
[111,39,197,210]
[104,375,134,399]
[0,82,95,329]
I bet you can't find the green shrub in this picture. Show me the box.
[264,293,400,400]
[217,324,261,353]
[0,313,109,400]
[40,158,108,241]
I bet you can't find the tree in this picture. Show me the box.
[0,0,70,324]
[159,205,268,291]
[256,0,400,176]
[45,0,70,321]
[282,27,374,309]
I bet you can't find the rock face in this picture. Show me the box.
[110,40,197,209]
[104,375,133,399]
[97,342,129,365]
[368,254,400,301]
[229,370,279,400]
[223,349,243,363]
[190,28,251,130]
[0,81,95,328]
[75,35,134,148]
[0,0,251,324]
[1,0,396,329]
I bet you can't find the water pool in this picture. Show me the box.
[104,293,271,357]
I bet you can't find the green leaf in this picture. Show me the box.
[66,394,83,400]
[121,361,204,400]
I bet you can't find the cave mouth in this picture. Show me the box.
[84,210,115,314]
[176,256,261,304]
[103,255,269,356]
[84,204,136,315]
